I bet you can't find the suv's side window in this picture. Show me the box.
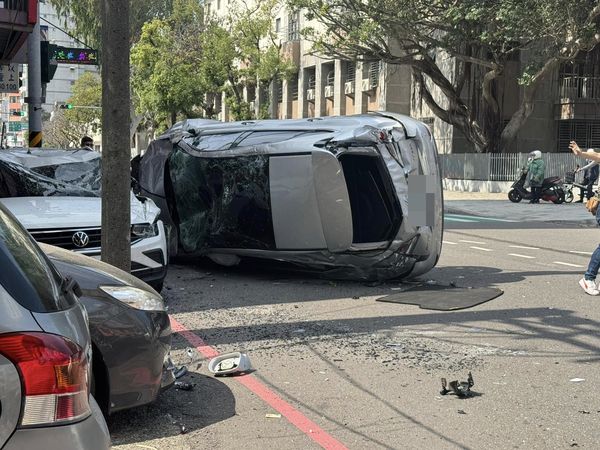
[0,207,75,312]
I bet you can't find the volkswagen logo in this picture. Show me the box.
[72,231,90,248]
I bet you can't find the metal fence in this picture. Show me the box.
[440,153,583,181]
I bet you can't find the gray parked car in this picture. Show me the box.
[0,203,110,449]
[41,243,174,416]
[136,112,443,280]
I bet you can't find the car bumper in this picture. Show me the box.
[82,220,168,286]
[83,293,173,415]
[4,396,110,450]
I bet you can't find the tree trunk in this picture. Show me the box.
[101,0,131,272]
[412,66,488,152]
[171,110,177,126]
[499,58,559,152]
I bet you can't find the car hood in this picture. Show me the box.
[0,192,161,230]
[41,242,159,293]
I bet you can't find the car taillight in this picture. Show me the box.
[0,332,91,427]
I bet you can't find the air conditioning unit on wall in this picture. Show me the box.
[306,89,315,101]
[344,81,355,95]
[361,79,377,92]
[324,85,334,98]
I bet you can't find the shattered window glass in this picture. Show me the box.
[0,160,100,198]
[169,147,275,253]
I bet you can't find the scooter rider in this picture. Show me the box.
[526,150,545,204]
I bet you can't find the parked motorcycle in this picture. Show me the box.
[508,168,565,204]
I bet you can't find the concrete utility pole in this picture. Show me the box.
[27,8,42,147]
[100,0,131,272]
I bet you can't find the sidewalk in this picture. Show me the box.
[443,190,596,224]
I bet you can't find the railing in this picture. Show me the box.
[440,153,583,181]
[558,76,600,100]
[2,0,27,11]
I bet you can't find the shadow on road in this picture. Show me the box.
[109,369,235,445]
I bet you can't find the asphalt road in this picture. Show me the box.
[110,215,600,450]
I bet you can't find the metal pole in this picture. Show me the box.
[27,7,42,147]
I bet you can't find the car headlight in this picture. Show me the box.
[99,286,165,311]
[132,223,158,239]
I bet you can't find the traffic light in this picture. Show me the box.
[58,103,73,109]
[41,41,58,84]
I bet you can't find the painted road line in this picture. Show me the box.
[442,240,458,245]
[444,217,477,223]
[509,253,536,259]
[170,317,349,450]
[460,239,487,245]
[553,261,584,268]
[569,251,593,256]
[447,213,517,223]
[470,246,493,252]
[509,245,540,250]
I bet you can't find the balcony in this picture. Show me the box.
[558,76,600,101]
[556,76,600,120]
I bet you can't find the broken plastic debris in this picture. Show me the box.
[292,329,306,334]
[457,410,467,415]
[174,381,194,391]
[180,425,187,434]
[265,413,281,419]
[570,378,585,383]
[174,366,188,379]
[440,372,475,397]
[208,352,252,376]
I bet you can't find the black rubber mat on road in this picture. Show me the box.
[376,284,503,311]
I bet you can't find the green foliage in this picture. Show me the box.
[198,0,296,118]
[64,72,102,131]
[293,0,600,151]
[131,0,206,129]
[48,0,173,49]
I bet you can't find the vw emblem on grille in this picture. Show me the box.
[72,231,90,248]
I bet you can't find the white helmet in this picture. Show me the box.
[529,150,542,160]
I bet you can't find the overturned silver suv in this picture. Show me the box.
[135,112,443,280]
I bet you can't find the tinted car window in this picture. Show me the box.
[183,132,246,151]
[0,205,75,312]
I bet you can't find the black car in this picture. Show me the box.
[41,243,175,415]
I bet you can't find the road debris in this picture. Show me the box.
[457,410,467,415]
[174,381,194,391]
[208,352,252,376]
[265,413,282,419]
[569,378,585,383]
[440,372,475,397]
[174,365,188,379]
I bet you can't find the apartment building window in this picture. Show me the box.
[9,96,19,103]
[276,79,283,104]
[288,11,300,41]
[558,120,600,152]
[308,74,316,90]
[346,63,356,83]
[275,18,281,33]
[326,70,334,87]
[290,76,299,101]
[368,61,381,88]
[205,2,211,15]
[217,0,221,9]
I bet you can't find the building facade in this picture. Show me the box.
[205,2,600,154]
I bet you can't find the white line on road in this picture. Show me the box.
[460,240,486,245]
[445,217,477,222]
[509,245,540,250]
[442,240,458,245]
[509,253,536,259]
[470,246,493,252]
[553,261,584,268]
[569,251,593,256]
